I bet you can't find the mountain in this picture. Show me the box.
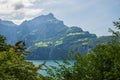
[0,19,18,44]
[17,13,68,46]
[0,13,114,60]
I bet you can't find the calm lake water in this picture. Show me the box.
[28,60,75,76]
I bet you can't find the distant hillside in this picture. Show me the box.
[0,13,114,59]
[0,19,18,44]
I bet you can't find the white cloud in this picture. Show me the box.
[0,0,43,24]
[24,8,43,17]
[0,0,8,4]
[13,2,24,10]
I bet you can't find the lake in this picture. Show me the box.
[28,60,75,76]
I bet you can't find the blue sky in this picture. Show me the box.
[0,0,120,36]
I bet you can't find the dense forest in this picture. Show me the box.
[0,19,120,80]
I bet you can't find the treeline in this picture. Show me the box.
[0,18,120,80]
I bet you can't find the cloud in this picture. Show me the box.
[13,3,24,10]
[23,8,43,17]
[0,0,8,4]
[0,0,43,24]
[11,12,25,20]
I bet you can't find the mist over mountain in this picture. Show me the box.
[0,13,113,59]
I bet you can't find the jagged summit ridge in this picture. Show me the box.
[20,13,64,27]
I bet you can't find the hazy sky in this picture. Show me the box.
[0,0,120,36]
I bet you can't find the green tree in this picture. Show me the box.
[46,18,120,80]
[73,18,120,80]
[73,41,120,80]
[0,35,52,80]
[0,34,6,51]
[109,18,120,38]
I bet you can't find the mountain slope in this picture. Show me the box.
[0,13,114,59]
[17,13,68,46]
[0,19,18,44]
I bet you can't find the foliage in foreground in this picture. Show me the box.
[46,18,120,80]
[46,41,120,80]
[0,35,52,80]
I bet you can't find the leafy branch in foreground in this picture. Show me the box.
[109,18,120,38]
[46,18,120,80]
[45,60,74,80]
[0,35,52,80]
